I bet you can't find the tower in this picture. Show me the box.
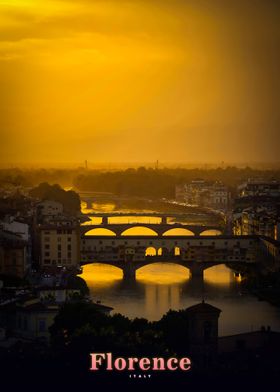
[186,301,221,371]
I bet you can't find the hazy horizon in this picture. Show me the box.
[1,0,280,164]
[1,161,280,171]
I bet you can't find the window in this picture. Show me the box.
[67,244,71,251]
[67,252,71,258]
[38,319,46,332]
[45,244,50,249]
[44,231,50,235]
[44,237,50,242]
[57,237,61,242]
[58,252,61,258]
[57,244,61,250]
[57,229,62,234]
[45,252,50,257]
[67,237,71,242]
[67,230,72,234]
[44,259,50,264]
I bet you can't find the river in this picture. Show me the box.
[78,201,280,336]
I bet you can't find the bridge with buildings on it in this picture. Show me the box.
[79,234,277,279]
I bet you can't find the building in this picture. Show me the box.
[37,200,63,220]
[233,206,279,240]
[38,217,80,271]
[175,180,231,211]
[0,230,28,278]
[37,287,81,303]
[0,297,59,341]
[238,178,280,198]
[210,182,231,210]
[0,217,32,268]
[186,302,221,370]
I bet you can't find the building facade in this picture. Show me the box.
[39,218,80,270]
[176,180,231,211]
[0,230,28,278]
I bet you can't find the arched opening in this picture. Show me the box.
[163,228,195,236]
[200,229,222,236]
[121,226,158,236]
[84,228,116,236]
[157,247,170,256]
[145,247,157,256]
[78,263,123,288]
[136,263,190,284]
[204,264,233,285]
[174,246,181,256]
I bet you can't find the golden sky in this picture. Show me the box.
[0,0,279,165]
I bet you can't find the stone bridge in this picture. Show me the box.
[80,256,239,279]
[80,222,224,237]
[80,235,261,279]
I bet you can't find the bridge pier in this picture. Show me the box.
[161,216,168,224]
[102,216,109,225]
[189,263,204,279]
[193,229,203,236]
[122,264,136,280]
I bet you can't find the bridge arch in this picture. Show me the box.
[136,262,190,283]
[79,262,124,281]
[200,229,222,236]
[162,228,195,236]
[83,228,117,236]
[203,263,232,284]
[121,226,158,236]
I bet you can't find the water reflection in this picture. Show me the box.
[78,202,280,335]
[79,263,280,335]
[137,263,189,284]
